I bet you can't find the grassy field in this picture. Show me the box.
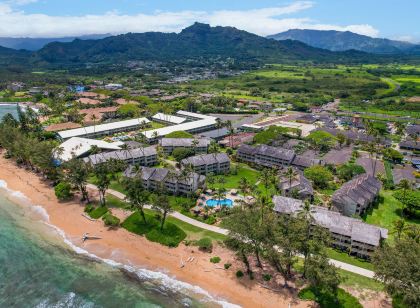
[299,287,362,308]
[326,248,374,270]
[363,190,420,243]
[210,163,260,190]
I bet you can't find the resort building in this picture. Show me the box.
[278,170,314,200]
[272,196,388,259]
[331,174,382,217]
[159,138,211,155]
[57,118,151,140]
[152,113,187,125]
[83,146,157,167]
[54,137,123,162]
[142,111,217,143]
[180,153,230,175]
[237,144,322,170]
[45,122,82,132]
[124,165,206,195]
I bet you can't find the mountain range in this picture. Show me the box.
[0,23,416,71]
[0,34,110,51]
[267,29,420,54]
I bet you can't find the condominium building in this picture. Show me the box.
[83,146,157,167]
[332,174,381,217]
[237,144,322,170]
[180,153,230,175]
[159,138,211,155]
[123,165,205,195]
[272,196,388,259]
[57,118,151,140]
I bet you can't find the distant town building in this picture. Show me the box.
[181,153,230,175]
[83,146,157,167]
[104,83,123,90]
[7,82,25,92]
[273,196,388,259]
[124,165,206,195]
[331,174,381,217]
[159,138,210,155]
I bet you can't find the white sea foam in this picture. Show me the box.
[0,178,240,308]
[45,221,240,308]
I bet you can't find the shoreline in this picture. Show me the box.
[0,155,308,308]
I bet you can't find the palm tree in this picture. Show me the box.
[284,167,296,197]
[392,219,407,241]
[297,199,315,278]
[191,138,199,154]
[215,118,223,138]
[239,177,250,195]
[225,120,234,148]
[120,143,134,165]
[90,114,98,134]
[397,179,412,209]
[258,168,273,195]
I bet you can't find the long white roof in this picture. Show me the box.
[57,118,150,139]
[55,137,123,162]
[152,113,187,124]
[142,118,216,139]
[175,110,216,120]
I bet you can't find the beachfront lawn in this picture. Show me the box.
[122,211,186,247]
[339,270,383,292]
[106,195,131,209]
[363,190,420,243]
[299,287,362,308]
[86,206,108,219]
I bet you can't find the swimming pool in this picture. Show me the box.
[206,199,233,207]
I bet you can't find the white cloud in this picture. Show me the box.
[0,0,380,38]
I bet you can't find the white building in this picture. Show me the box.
[152,113,187,125]
[57,118,150,140]
[54,137,123,162]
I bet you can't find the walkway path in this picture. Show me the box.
[87,184,375,278]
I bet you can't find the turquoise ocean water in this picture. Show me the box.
[0,181,229,308]
[0,103,19,120]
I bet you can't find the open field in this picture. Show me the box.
[363,190,420,244]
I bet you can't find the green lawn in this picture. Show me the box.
[339,270,383,292]
[298,287,362,308]
[326,248,374,270]
[87,206,108,219]
[122,211,186,247]
[211,163,260,189]
[363,190,420,243]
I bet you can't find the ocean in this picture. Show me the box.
[0,103,19,120]
[0,181,229,308]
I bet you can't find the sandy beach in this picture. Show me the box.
[0,154,310,308]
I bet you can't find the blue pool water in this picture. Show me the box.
[206,199,233,207]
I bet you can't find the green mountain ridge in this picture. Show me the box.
[267,29,420,55]
[0,23,417,71]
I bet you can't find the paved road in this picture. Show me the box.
[87,184,375,278]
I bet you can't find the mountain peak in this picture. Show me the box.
[180,22,211,34]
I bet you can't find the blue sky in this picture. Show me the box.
[0,0,418,42]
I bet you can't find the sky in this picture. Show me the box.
[0,0,418,42]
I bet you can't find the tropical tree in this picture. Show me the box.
[397,179,411,203]
[63,158,91,202]
[93,164,111,207]
[284,167,296,196]
[123,176,150,223]
[258,168,275,195]
[392,219,407,240]
[373,237,420,308]
[152,190,172,231]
